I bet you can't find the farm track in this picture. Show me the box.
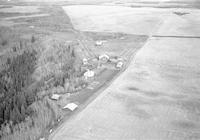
[73,30,96,58]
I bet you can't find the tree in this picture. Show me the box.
[1,39,8,46]
[19,40,23,49]
[9,109,15,123]
[71,49,75,57]
[31,35,35,43]
[13,105,22,123]
[6,58,11,65]
[3,105,10,121]
[20,105,26,120]
[12,47,17,52]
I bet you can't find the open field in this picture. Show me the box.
[14,0,200,8]
[0,6,40,13]
[63,5,164,35]
[63,5,200,36]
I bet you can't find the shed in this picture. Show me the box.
[63,103,78,111]
[51,94,61,100]
[99,54,109,62]
[95,41,103,46]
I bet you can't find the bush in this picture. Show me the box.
[0,27,18,50]
[1,40,8,46]
[31,35,36,43]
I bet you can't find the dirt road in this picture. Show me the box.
[50,1,200,140]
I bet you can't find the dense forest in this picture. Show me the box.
[0,50,37,127]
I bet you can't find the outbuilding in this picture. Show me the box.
[63,103,78,111]
[95,41,103,46]
[84,69,95,79]
[116,61,123,68]
[51,94,61,100]
[99,54,109,62]
[82,58,88,65]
